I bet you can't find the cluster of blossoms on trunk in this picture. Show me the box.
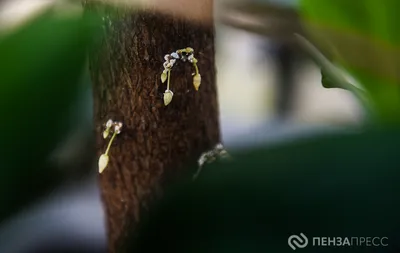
[161,47,201,106]
[98,119,123,173]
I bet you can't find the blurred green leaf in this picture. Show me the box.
[0,8,100,221]
[299,0,400,125]
[130,129,400,253]
[321,68,336,89]
[300,0,400,44]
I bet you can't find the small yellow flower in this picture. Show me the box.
[163,90,174,106]
[98,154,109,173]
[193,73,201,91]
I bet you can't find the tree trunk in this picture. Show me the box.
[85,2,220,253]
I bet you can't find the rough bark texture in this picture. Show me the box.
[85,3,220,253]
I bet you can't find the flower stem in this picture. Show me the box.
[167,69,171,90]
[193,63,199,75]
[105,131,117,155]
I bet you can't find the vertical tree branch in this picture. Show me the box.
[86,2,220,252]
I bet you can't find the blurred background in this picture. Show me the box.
[214,0,364,147]
[0,0,365,252]
[0,0,365,149]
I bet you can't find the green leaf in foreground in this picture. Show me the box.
[0,8,100,221]
[130,129,400,253]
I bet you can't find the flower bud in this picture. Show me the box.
[106,119,113,128]
[98,154,109,173]
[103,129,110,139]
[161,72,167,83]
[163,90,174,106]
[193,73,201,91]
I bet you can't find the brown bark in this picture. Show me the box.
[85,2,220,253]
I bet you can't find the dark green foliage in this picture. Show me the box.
[0,9,100,222]
[321,68,338,89]
[130,129,400,253]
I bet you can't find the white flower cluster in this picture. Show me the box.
[160,47,201,106]
[103,119,122,138]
